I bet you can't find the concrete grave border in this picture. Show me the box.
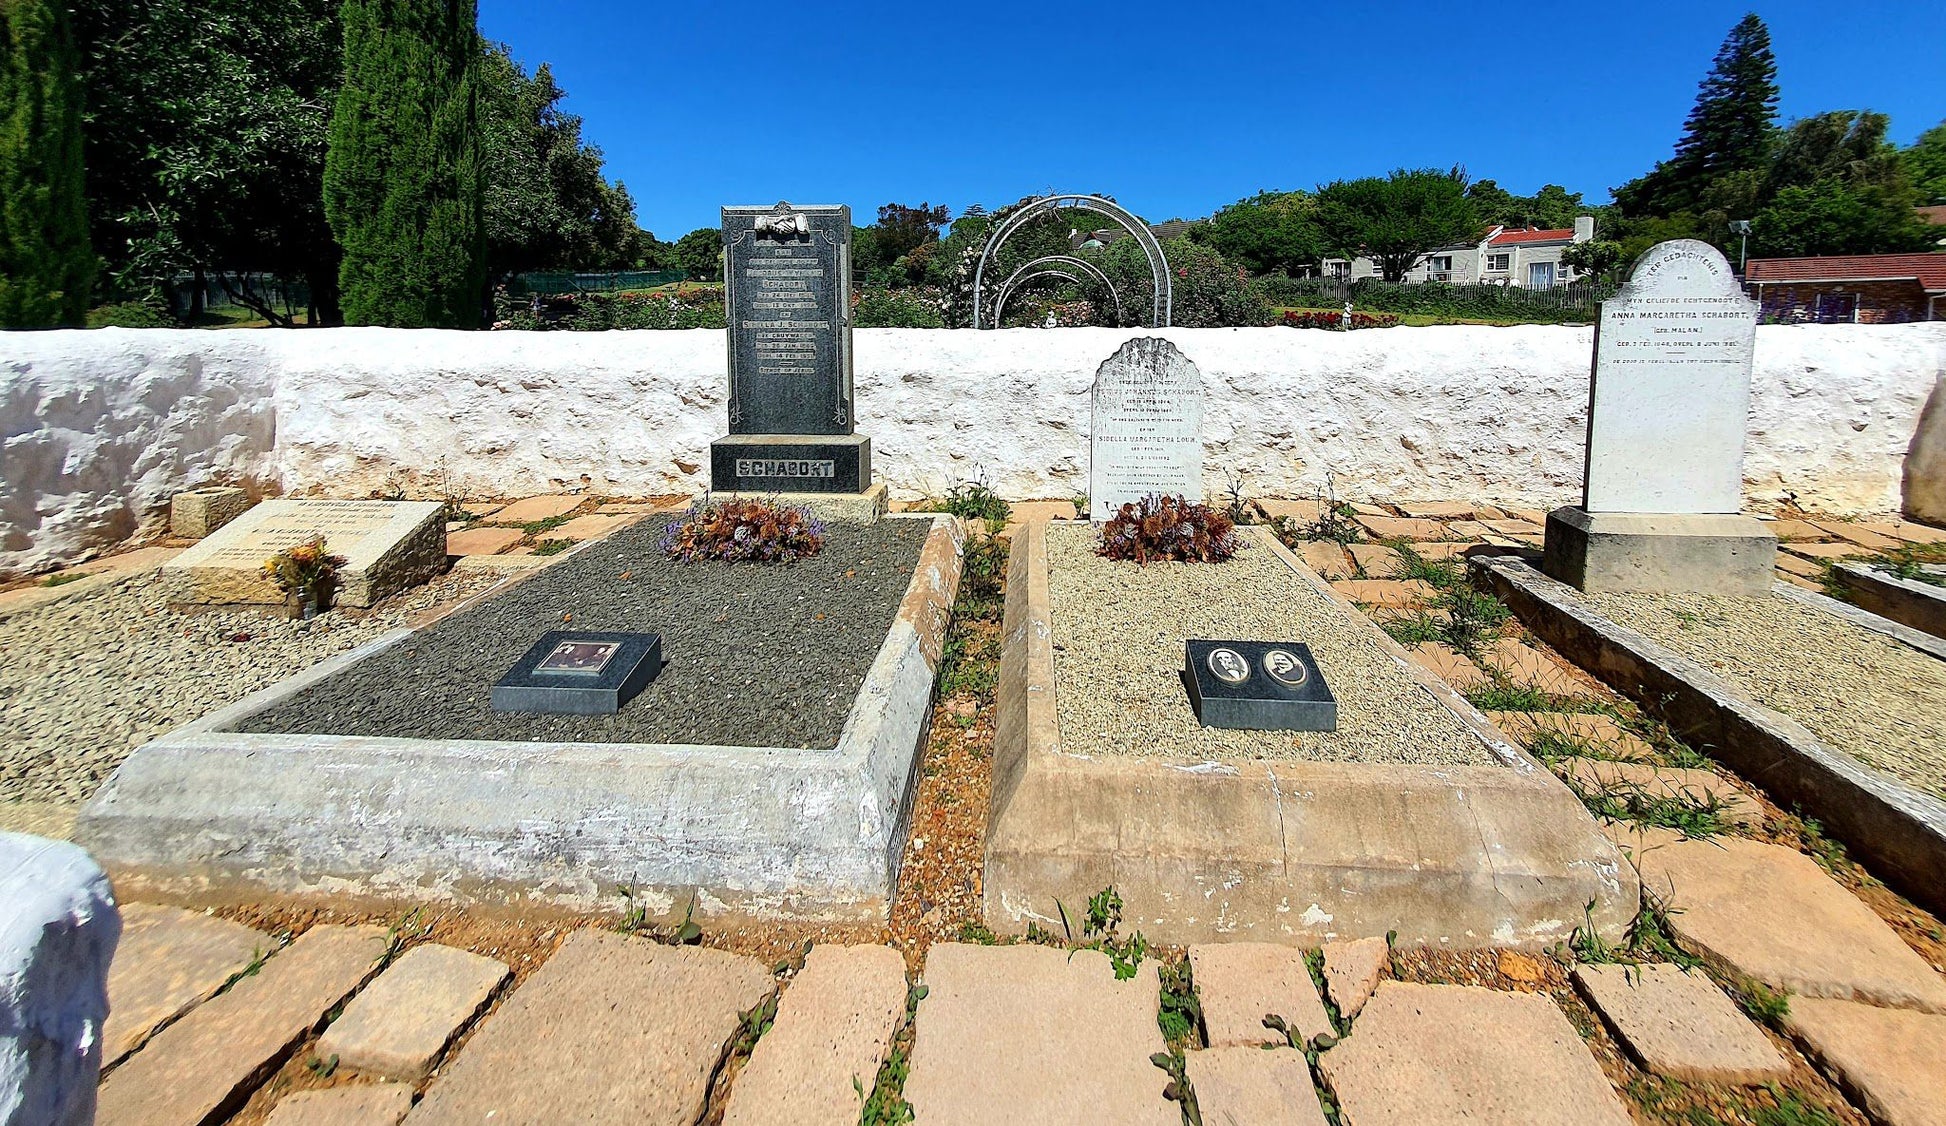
[77,515,964,923]
[1827,562,1946,642]
[1474,554,1946,918]
[983,521,1637,949]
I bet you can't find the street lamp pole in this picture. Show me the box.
[1729,220,1752,272]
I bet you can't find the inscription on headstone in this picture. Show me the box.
[1088,337,1204,521]
[163,499,447,607]
[722,202,853,435]
[1583,239,1759,514]
[712,203,871,495]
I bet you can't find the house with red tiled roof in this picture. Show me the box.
[1324,216,1597,287]
[1744,253,1946,323]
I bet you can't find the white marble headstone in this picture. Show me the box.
[1583,239,1759,514]
[1088,338,1204,521]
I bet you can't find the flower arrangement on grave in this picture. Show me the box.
[261,535,347,616]
[660,497,826,564]
[1097,494,1238,564]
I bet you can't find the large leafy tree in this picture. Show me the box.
[72,0,341,324]
[477,43,644,277]
[1467,180,1588,230]
[1747,112,1929,256]
[0,0,94,326]
[1908,120,1946,205]
[324,0,486,328]
[1614,13,1778,219]
[674,226,719,281]
[1198,191,1324,276]
[1316,168,1477,282]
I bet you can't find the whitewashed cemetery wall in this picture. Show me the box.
[4,323,1942,576]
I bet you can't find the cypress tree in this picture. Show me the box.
[0,0,94,327]
[324,0,485,328]
[1615,13,1779,218]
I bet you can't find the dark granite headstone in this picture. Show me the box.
[490,630,663,715]
[712,202,870,493]
[1182,639,1336,731]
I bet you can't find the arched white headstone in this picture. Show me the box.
[1583,239,1759,514]
[1088,338,1204,521]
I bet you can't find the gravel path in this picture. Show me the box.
[0,571,501,805]
[1045,524,1496,765]
[240,517,929,748]
[1588,589,1946,802]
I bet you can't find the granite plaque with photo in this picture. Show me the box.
[491,630,663,715]
[1182,639,1336,731]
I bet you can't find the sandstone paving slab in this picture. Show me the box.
[1482,711,1655,760]
[1634,837,1946,1013]
[1258,498,1325,523]
[1317,982,1632,1126]
[1185,1046,1326,1126]
[96,924,389,1126]
[1859,519,1946,545]
[1556,759,1765,829]
[406,930,771,1125]
[1483,518,1543,535]
[1005,499,1080,523]
[902,942,1175,1126]
[1779,571,1823,591]
[265,1084,415,1125]
[1321,937,1389,1021]
[103,903,275,1065]
[443,527,524,556]
[1346,544,1403,577]
[1775,552,1825,579]
[485,494,584,524]
[1398,540,1472,560]
[1330,578,1437,608]
[1191,943,1334,1047]
[553,512,641,541]
[722,944,907,1126]
[1483,640,1592,696]
[1410,643,1489,691]
[1356,515,1445,541]
[1571,964,1788,1084]
[1395,501,1483,520]
[1784,996,1946,1126]
[1810,520,1904,551]
[1348,502,1391,517]
[318,943,510,1081]
[1296,540,1352,580]
[1764,518,1826,542]
[1783,541,1869,562]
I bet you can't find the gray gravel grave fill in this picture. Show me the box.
[238,517,928,749]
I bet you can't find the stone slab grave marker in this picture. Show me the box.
[1088,337,1204,521]
[1544,239,1776,595]
[711,202,881,518]
[164,499,446,608]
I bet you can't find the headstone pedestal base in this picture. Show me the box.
[710,434,870,494]
[1542,507,1777,596]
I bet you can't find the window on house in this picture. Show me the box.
[1428,256,1452,271]
[1487,253,1510,271]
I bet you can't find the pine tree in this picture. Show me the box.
[1615,13,1779,218]
[324,0,486,328]
[0,0,94,327]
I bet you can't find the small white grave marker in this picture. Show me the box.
[1583,240,1758,514]
[1088,338,1204,521]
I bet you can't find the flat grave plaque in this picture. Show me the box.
[490,630,664,715]
[163,499,447,608]
[1182,639,1336,731]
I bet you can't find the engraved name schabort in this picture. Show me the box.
[722,203,854,436]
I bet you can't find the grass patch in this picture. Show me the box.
[531,538,573,556]
[913,475,1012,526]
[521,513,572,535]
[1464,678,1563,713]
[38,571,91,587]
[1563,775,1737,838]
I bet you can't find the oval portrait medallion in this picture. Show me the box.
[1262,648,1309,688]
[1206,647,1252,685]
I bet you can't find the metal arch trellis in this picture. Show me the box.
[992,255,1127,326]
[971,194,1171,328]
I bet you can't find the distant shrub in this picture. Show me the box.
[492,286,726,330]
[660,497,825,564]
[1097,494,1238,564]
[1282,309,1399,330]
[87,300,175,328]
[853,287,945,328]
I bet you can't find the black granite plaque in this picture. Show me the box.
[710,434,870,494]
[491,630,663,715]
[721,202,852,436]
[1182,640,1336,731]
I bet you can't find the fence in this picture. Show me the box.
[509,270,689,296]
[166,272,313,319]
[1254,275,1616,323]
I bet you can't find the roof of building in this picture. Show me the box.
[1745,253,1946,293]
[1916,204,1946,226]
[1488,227,1576,247]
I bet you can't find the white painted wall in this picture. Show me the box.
[4,323,1942,576]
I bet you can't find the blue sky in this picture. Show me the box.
[478,1,1946,240]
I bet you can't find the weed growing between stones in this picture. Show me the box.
[1263,1002,1345,1126]
[1625,1077,1848,1126]
[1303,949,1350,1037]
[1562,775,1737,838]
[1148,1047,1203,1126]
[38,571,89,587]
[915,471,1012,526]
[1464,678,1563,712]
[1731,977,1791,1028]
[1048,886,1152,980]
[520,513,573,536]
[531,537,572,556]
[857,981,928,1126]
[610,886,704,945]
[1156,958,1200,1047]
[1098,494,1238,564]
[376,906,432,971]
[1378,543,1510,657]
